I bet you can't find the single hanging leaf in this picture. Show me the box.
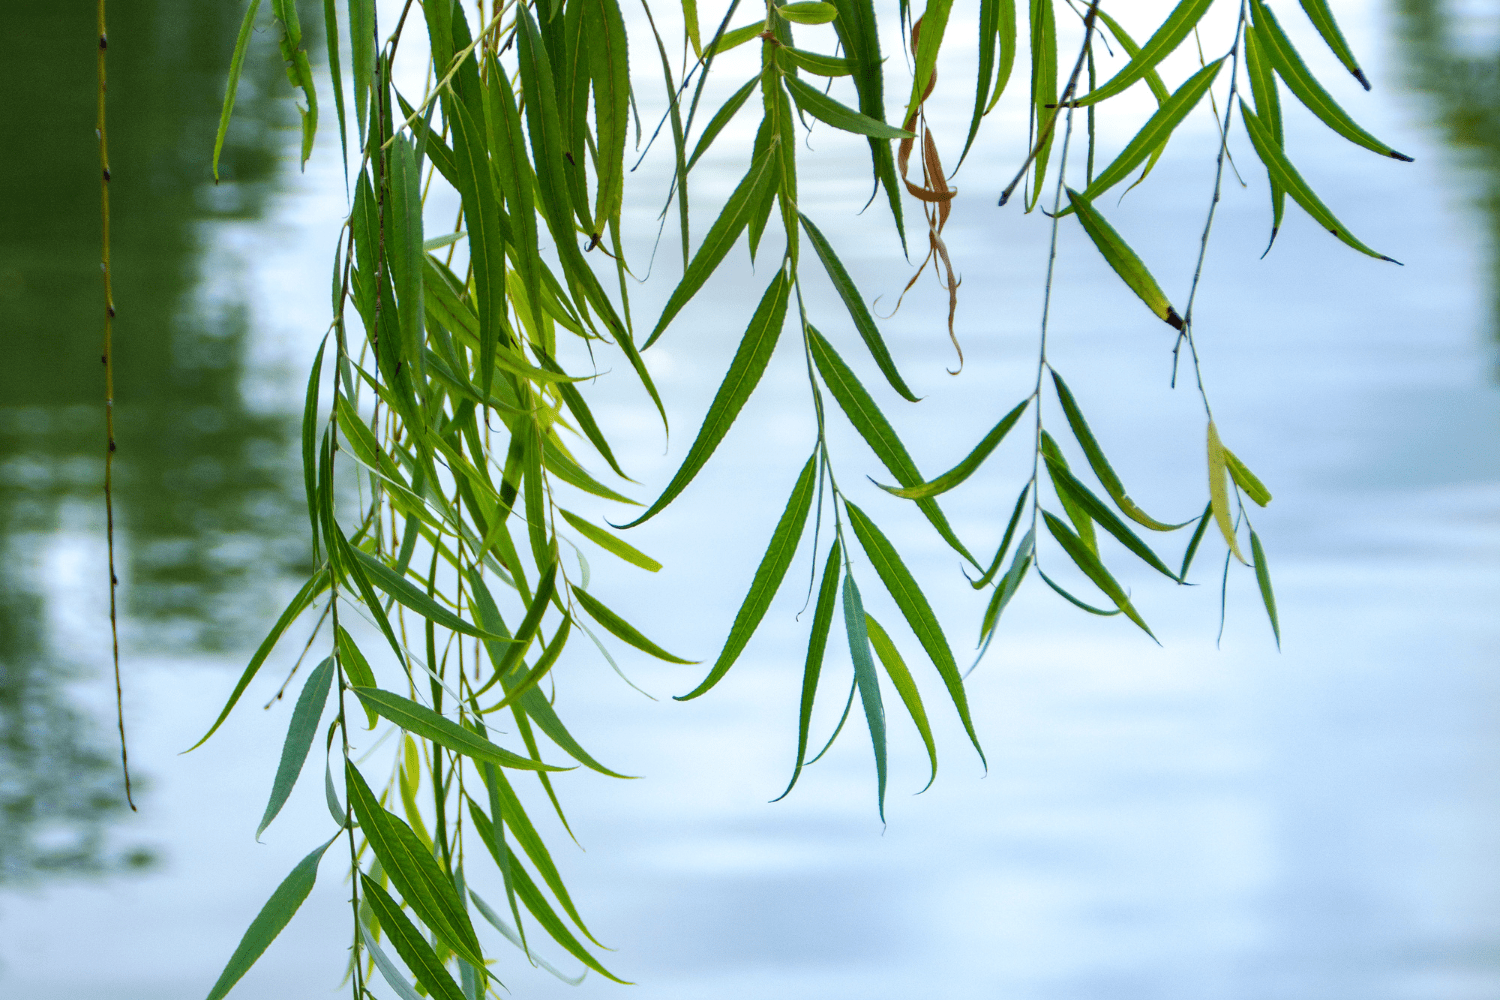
[571,586,697,663]
[1066,189,1183,329]
[906,0,956,128]
[1178,502,1214,581]
[1051,372,1186,531]
[202,835,337,1000]
[842,575,888,821]
[687,75,760,171]
[880,398,1029,499]
[864,614,938,793]
[778,1,839,23]
[468,889,588,984]
[972,483,1031,590]
[622,270,791,527]
[256,657,335,839]
[1239,101,1400,262]
[1206,420,1248,564]
[1026,0,1057,210]
[1041,511,1157,639]
[1298,0,1370,89]
[213,0,264,182]
[1070,0,1215,107]
[1040,430,1098,554]
[360,877,470,1000]
[785,74,915,139]
[270,0,318,167]
[828,0,906,245]
[347,546,508,641]
[300,336,327,561]
[1252,1,1411,160]
[1224,448,1272,506]
[845,503,986,765]
[705,20,771,55]
[559,510,661,571]
[353,688,571,772]
[1044,457,1181,581]
[1249,530,1281,648]
[388,135,425,379]
[1243,17,1286,251]
[777,45,854,76]
[959,0,1017,167]
[774,540,842,801]
[359,921,428,1000]
[980,527,1034,641]
[1036,565,1124,615]
[678,453,817,700]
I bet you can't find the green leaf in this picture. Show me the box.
[845,503,986,765]
[1298,0,1369,89]
[778,1,838,23]
[622,270,791,527]
[1239,101,1400,262]
[905,0,954,127]
[1091,9,1171,105]
[1244,16,1286,251]
[776,45,854,76]
[980,526,1033,641]
[446,96,509,397]
[1071,0,1215,107]
[1026,0,1057,209]
[1040,430,1097,554]
[202,836,335,1000]
[256,657,335,839]
[1206,420,1248,564]
[482,617,573,714]
[1037,565,1123,615]
[828,0,906,244]
[864,614,938,793]
[1224,448,1272,506]
[1044,456,1180,581]
[842,575,887,821]
[388,135,425,381]
[213,0,264,182]
[571,585,697,663]
[960,0,1017,166]
[785,74,915,140]
[186,568,330,751]
[880,398,1028,499]
[677,453,817,700]
[360,876,469,1000]
[1249,529,1281,648]
[300,336,327,561]
[1178,502,1214,581]
[1041,511,1156,639]
[972,483,1031,590]
[1253,1,1410,160]
[800,214,919,402]
[807,328,977,566]
[687,75,760,171]
[350,0,375,138]
[705,20,768,55]
[335,626,378,728]
[774,539,842,801]
[271,0,318,167]
[559,510,660,571]
[467,889,587,984]
[347,545,507,641]
[353,688,571,772]
[1066,189,1183,329]
[359,920,428,1000]
[582,0,631,228]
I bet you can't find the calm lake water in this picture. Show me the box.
[3,1,1499,998]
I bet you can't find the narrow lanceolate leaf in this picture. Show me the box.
[271,0,318,167]
[1249,530,1281,648]
[623,271,790,527]
[582,0,631,228]
[359,921,427,1000]
[800,214,918,402]
[645,144,779,348]
[447,97,508,396]
[353,688,571,772]
[1253,2,1411,160]
[972,483,1031,589]
[906,0,955,127]
[256,657,335,839]
[348,546,506,641]
[1041,511,1157,639]
[571,585,697,663]
[881,398,1028,499]
[777,46,854,76]
[349,0,375,139]
[678,453,817,700]
[1041,431,1097,553]
[980,527,1033,641]
[775,539,842,801]
[705,20,770,55]
[786,69,912,140]
[1026,0,1057,209]
[1071,0,1215,107]
[1067,189,1183,329]
[213,0,264,182]
[335,626,378,728]
[187,568,330,751]
[1178,502,1214,581]
[808,329,977,566]
[559,510,661,571]
[960,0,1017,166]
[202,835,336,1000]
[1052,372,1186,530]
[1037,566,1123,615]
[1045,458,1180,581]
[1064,59,1224,212]
[1092,9,1172,105]
[688,75,760,171]
[1299,0,1370,89]
[864,614,938,793]
[779,1,838,23]
[842,576,888,821]
[828,0,906,244]
[1224,449,1272,506]
[300,336,327,560]
[1240,102,1400,262]
[360,877,468,1000]
[1206,420,1247,564]
[1244,20,1286,250]
[845,503,986,765]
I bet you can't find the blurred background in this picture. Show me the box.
[1,0,1497,997]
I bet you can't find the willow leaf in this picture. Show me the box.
[202,836,335,1000]
[447,97,508,396]
[360,922,426,1000]
[1067,189,1183,328]
[972,484,1031,590]
[777,45,854,76]
[360,877,469,1000]
[353,688,570,772]
[571,585,697,663]
[1026,0,1057,209]
[775,540,841,801]
[1071,0,1215,107]
[1045,458,1180,581]
[1253,2,1410,160]
[980,527,1033,641]
[1037,565,1123,615]
[335,626,378,728]
[1224,448,1272,506]
[864,614,937,793]
[1250,530,1281,647]
[687,75,759,171]
[1040,430,1097,554]
[485,619,573,714]
[559,510,660,571]
[468,890,587,984]
[1041,511,1156,638]
[800,213,918,402]
[623,270,790,527]
[256,657,335,839]
[880,398,1028,499]
[1206,420,1248,564]
[213,0,264,182]
[1244,18,1286,249]
[960,0,1017,166]
[583,0,631,227]
[828,0,905,245]
[786,74,914,139]
[1092,9,1171,105]
[349,546,507,641]
[905,0,953,126]
[300,336,327,560]
[678,453,816,700]
[779,1,838,23]
[705,20,769,55]
[1299,0,1369,89]
[1239,101,1399,262]
[1179,502,1214,580]
[842,575,888,821]
[845,503,985,765]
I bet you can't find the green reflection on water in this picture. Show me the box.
[0,1,314,880]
